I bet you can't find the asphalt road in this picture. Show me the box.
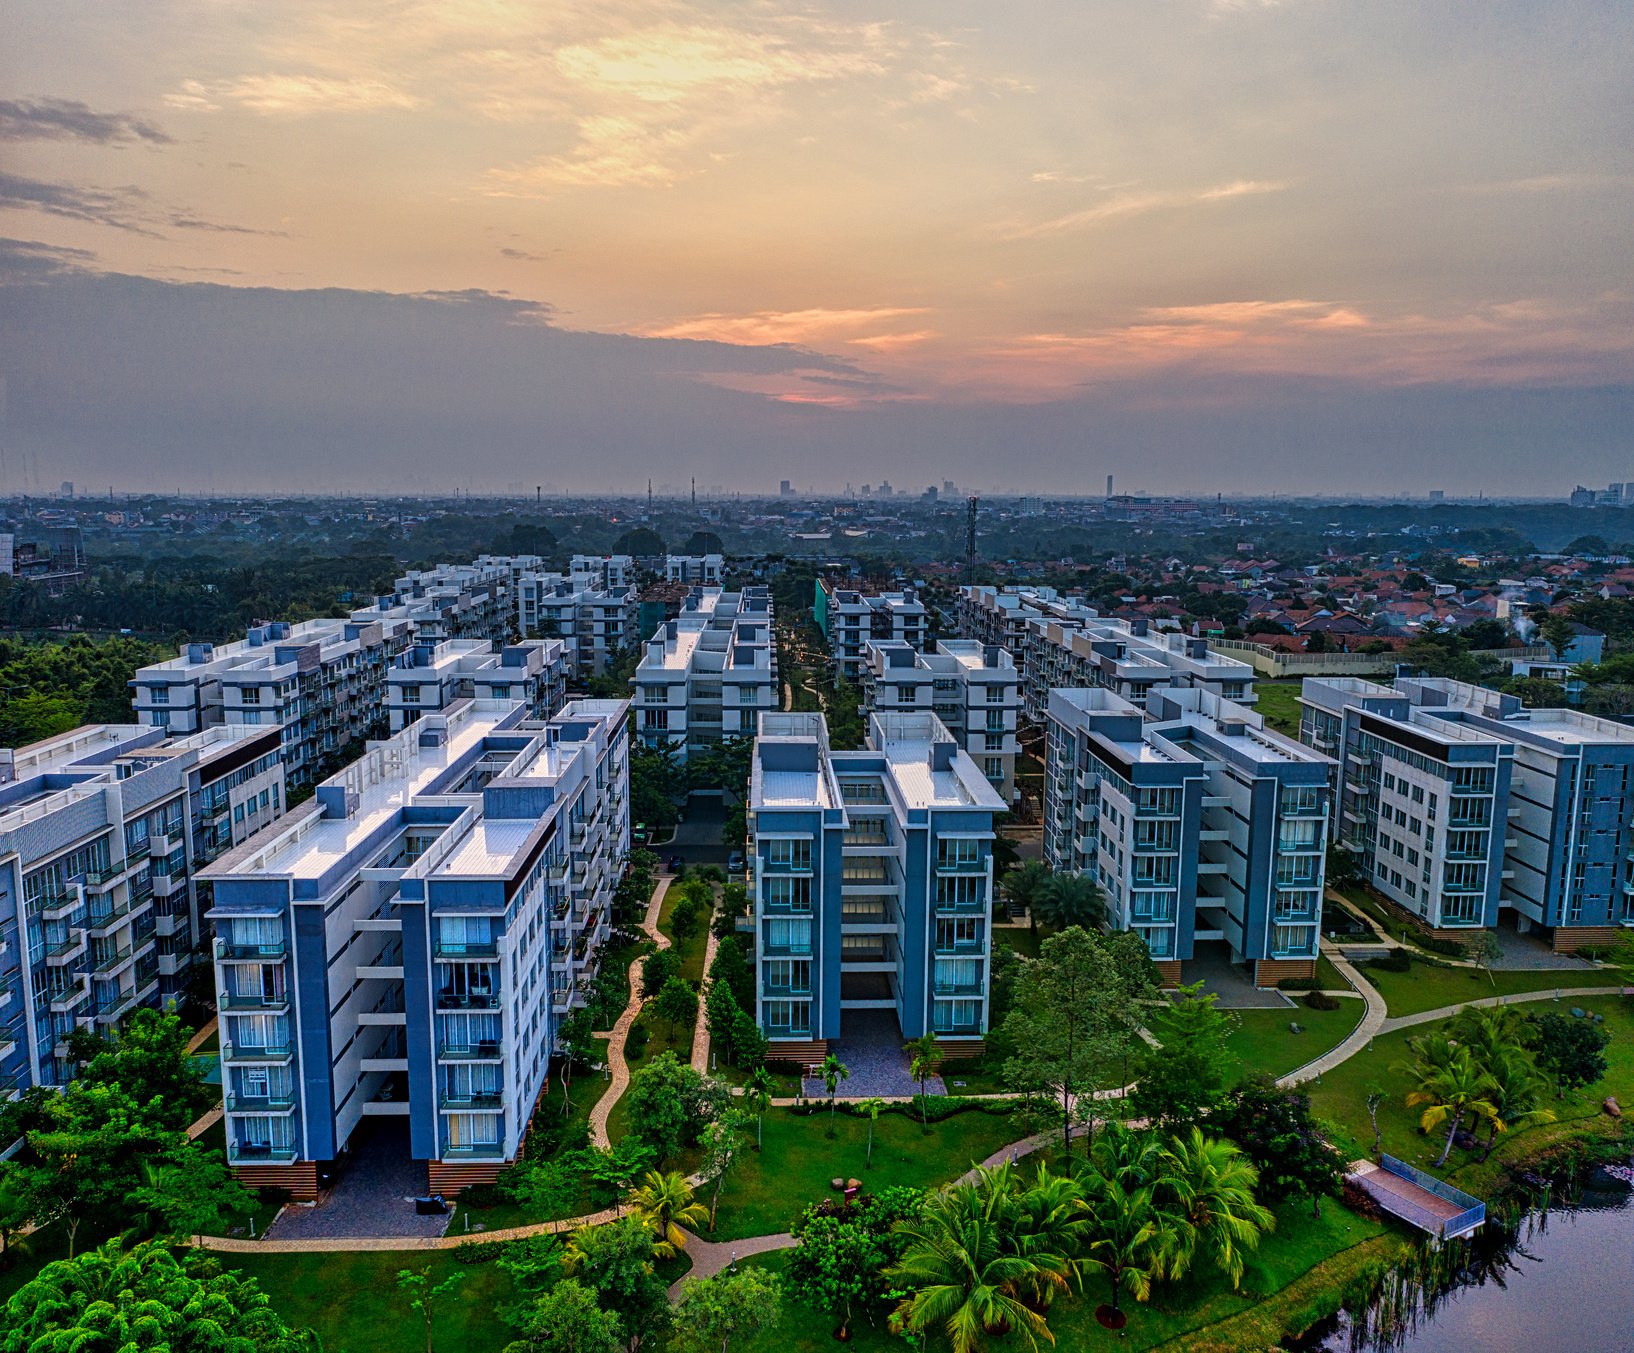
[665,791,730,867]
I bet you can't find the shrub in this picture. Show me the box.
[459,1182,507,1210]
[1367,949,1412,973]
[1278,977,1315,992]
[452,1239,507,1264]
[1417,933,1467,958]
[1303,991,1343,1011]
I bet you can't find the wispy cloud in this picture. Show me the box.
[499,246,553,262]
[0,97,170,145]
[647,307,931,347]
[0,172,159,235]
[166,74,420,116]
[0,235,99,280]
[1457,173,1631,195]
[994,179,1287,240]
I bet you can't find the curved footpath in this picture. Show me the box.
[1278,943,1388,1087]
[588,875,672,1149]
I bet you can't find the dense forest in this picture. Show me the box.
[0,635,171,746]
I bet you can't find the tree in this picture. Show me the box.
[886,1186,1055,1353]
[1154,1128,1275,1290]
[503,1278,624,1353]
[1476,1051,1556,1160]
[905,1033,944,1126]
[712,882,751,940]
[397,1264,466,1353]
[562,1218,671,1352]
[1209,1078,1343,1217]
[1462,931,1504,986]
[1001,927,1128,1155]
[705,978,743,1066]
[1030,872,1108,935]
[1528,1012,1612,1098]
[729,1006,768,1072]
[641,947,681,999]
[858,1097,887,1167]
[1080,1173,1163,1323]
[820,1054,850,1135]
[71,1007,212,1131]
[1130,983,1236,1130]
[556,1007,599,1110]
[125,1143,257,1243]
[625,1054,726,1162]
[787,1211,890,1339]
[2,1240,306,1350]
[627,1169,709,1257]
[579,1140,656,1212]
[506,1158,581,1220]
[699,1110,751,1230]
[0,1164,31,1267]
[998,860,1051,932]
[1403,1047,1503,1167]
[655,976,698,1042]
[744,1067,776,1150]
[670,1267,783,1353]
[1538,613,1576,660]
[1325,843,1365,891]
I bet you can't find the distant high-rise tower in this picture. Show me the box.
[1106,474,1114,499]
[780,480,793,497]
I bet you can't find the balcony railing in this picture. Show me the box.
[221,1041,294,1063]
[439,1090,504,1110]
[932,980,985,996]
[225,1092,297,1113]
[438,1040,503,1061]
[761,940,813,957]
[217,939,288,961]
[441,1142,505,1160]
[934,858,986,875]
[433,939,500,959]
[220,991,290,1011]
[436,990,500,1011]
[228,1141,298,1163]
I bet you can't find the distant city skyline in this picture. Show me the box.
[2,2,1631,493]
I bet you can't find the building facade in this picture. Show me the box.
[861,639,1022,802]
[386,639,568,733]
[517,572,639,678]
[748,711,1005,1063]
[203,696,630,1199]
[814,579,929,681]
[631,587,776,759]
[0,722,285,1097]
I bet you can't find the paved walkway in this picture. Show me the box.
[665,1230,795,1299]
[589,875,672,1149]
[1377,986,1628,1037]
[691,901,721,1074]
[186,1016,218,1054]
[266,1122,451,1242]
[1277,943,1387,1087]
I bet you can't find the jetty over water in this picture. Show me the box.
[1348,1156,1485,1241]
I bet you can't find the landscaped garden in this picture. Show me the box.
[1224,1001,1361,1082]
[1354,952,1611,1019]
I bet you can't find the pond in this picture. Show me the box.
[1304,1161,1634,1352]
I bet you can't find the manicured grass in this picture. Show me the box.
[1224,1002,1361,1082]
[229,1249,512,1353]
[1313,954,1353,991]
[1253,681,1303,738]
[732,1199,1392,1352]
[625,1008,694,1067]
[1307,996,1634,1171]
[708,1105,1023,1240]
[657,885,710,987]
[995,926,1042,959]
[1357,956,1611,1019]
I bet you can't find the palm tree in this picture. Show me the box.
[999,860,1052,932]
[820,1053,850,1135]
[1477,1050,1556,1160]
[858,1097,887,1167]
[886,1186,1057,1352]
[1405,1047,1504,1168]
[1030,874,1108,936]
[744,1066,776,1150]
[1085,1121,1165,1190]
[905,1033,944,1125]
[626,1169,708,1258]
[1154,1128,1275,1291]
[1079,1175,1163,1322]
[1009,1164,1089,1309]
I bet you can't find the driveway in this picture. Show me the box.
[667,791,729,867]
[265,1121,451,1242]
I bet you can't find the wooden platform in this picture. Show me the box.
[1349,1157,1485,1241]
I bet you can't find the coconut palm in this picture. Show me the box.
[743,1066,776,1150]
[1009,1164,1090,1309]
[1154,1127,1275,1291]
[1079,1174,1164,1319]
[820,1053,850,1134]
[626,1169,708,1258]
[1084,1120,1165,1190]
[906,1033,944,1125]
[1030,874,1108,936]
[1477,1050,1556,1160]
[1450,1005,1527,1066]
[858,1097,887,1167]
[1405,1048,1504,1168]
[886,1186,1057,1353]
[999,860,1052,932]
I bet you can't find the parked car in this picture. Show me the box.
[727,851,745,875]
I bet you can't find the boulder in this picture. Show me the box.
[1603,1096,1622,1119]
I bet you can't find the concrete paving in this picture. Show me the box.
[1187,945,1295,1009]
[1378,986,1628,1037]
[264,1122,451,1242]
[1278,943,1387,1087]
[801,1011,946,1099]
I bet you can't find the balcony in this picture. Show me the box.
[934,858,986,875]
[760,858,814,876]
[48,977,90,1013]
[94,988,142,1023]
[434,939,499,959]
[228,1141,298,1164]
[146,833,176,858]
[80,860,139,893]
[932,979,985,996]
[36,888,80,921]
[220,990,290,1012]
[438,1040,503,1062]
[217,938,288,961]
[436,990,500,1011]
[438,1089,504,1110]
[760,939,813,957]
[88,894,153,937]
[933,939,987,957]
[92,944,134,975]
[441,1142,505,1160]
[226,1092,297,1114]
[221,1041,294,1064]
[45,930,88,966]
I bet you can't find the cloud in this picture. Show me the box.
[0,97,171,145]
[849,330,939,352]
[499,246,553,262]
[166,74,420,116]
[0,172,159,235]
[994,180,1287,239]
[167,212,288,237]
[0,236,98,280]
[1457,173,1631,195]
[647,307,931,346]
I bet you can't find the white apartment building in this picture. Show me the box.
[517,572,640,678]
[570,555,637,590]
[631,587,776,758]
[203,697,629,1199]
[386,639,569,733]
[665,554,725,586]
[861,640,1022,801]
[816,578,929,681]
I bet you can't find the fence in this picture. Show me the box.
[1379,1154,1486,1239]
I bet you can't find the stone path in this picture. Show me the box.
[589,875,672,1150]
[1377,986,1628,1037]
[1277,943,1386,1087]
[186,1016,219,1054]
[691,906,721,1074]
[665,1230,795,1299]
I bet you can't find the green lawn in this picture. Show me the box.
[1356,956,1612,1019]
[731,1199,1391,1353]
[995,927,1042,960]
[708,1106,1023,1240]
[657,885,710,987]
[1224,1002,1362,1082]
[1307,995,1634,1173]
[1253,681,1303,738]
[229,1249,512,1353]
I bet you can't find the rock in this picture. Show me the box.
[1604,1097,1622,1119]
[846,1178,862,1191]
[831,1177,845,1191]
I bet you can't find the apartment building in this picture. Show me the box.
[814,578,929,681]
[1300,675,1634,949]
[747,710,1005,1063]
[956,584,1096,657]
[665,554,725,586]
[130,616,414,790]
[517,572,639,678]
[386,639,568,733]
[861,640,1022,801]
[203,696,630,1199]
[631,587,777,759]
[0,722,285,1096]
[571,555,637,590]
[366,556,541,645]
[1043,687,1331,984]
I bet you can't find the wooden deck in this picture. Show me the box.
[1349,1157,1485,1240]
